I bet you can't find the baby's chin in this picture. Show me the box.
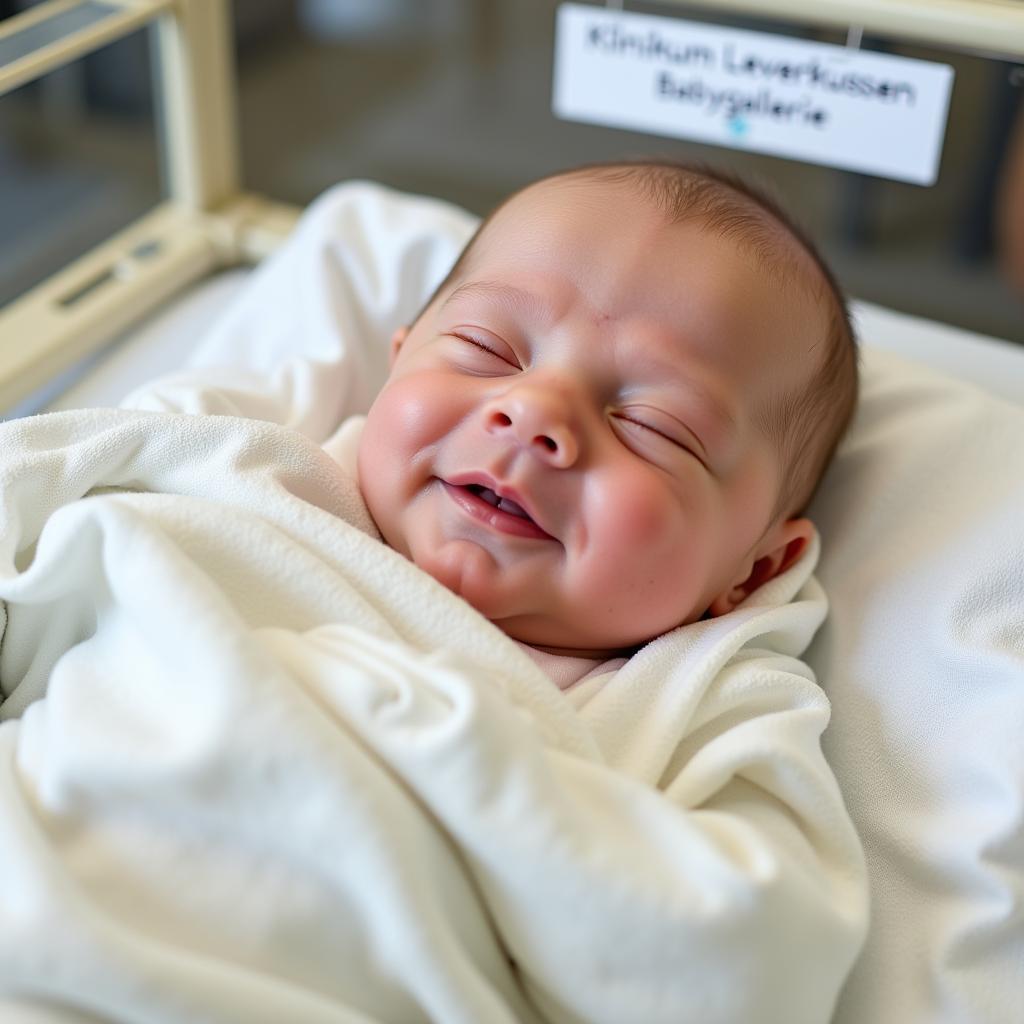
[413,544,615,656]
[415,540,503,610]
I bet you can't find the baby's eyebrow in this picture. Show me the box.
[440,280,553,324]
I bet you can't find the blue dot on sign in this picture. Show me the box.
[728,117,748,137]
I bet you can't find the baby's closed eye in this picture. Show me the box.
[447,329,521,370]
[611,409,707,466]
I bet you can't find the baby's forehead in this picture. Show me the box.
[482,171,824,301]
[454,193,823,387]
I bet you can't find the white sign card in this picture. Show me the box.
[552,3,955,185]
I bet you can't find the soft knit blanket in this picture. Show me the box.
[0,408,866,1024]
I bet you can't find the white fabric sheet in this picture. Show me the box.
[111,181,1024,1024]
[0,407,866,1023]
[122,184,480,439]
[806,349,1024,1024]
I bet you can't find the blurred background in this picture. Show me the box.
[1,0,1022,343]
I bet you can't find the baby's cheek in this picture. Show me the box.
[589,470,683,549]
[585,473,697,598]
[360,378,442,545]
[375,373,452,443]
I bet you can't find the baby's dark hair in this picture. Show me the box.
[419,159,859,523]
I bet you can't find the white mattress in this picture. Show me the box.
[851,302,1024,408]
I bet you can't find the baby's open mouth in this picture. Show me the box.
[465,483,532,521]
[441,479,554,541]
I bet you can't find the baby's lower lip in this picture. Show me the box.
[440,481,554,540]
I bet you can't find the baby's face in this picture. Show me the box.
[358,178,823,655]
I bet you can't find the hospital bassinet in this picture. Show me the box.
[1,2,1023,1023]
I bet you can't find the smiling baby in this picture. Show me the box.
[353,159,858,677]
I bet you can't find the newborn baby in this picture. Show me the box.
[0,161,868,1024]
[352,159,857,668]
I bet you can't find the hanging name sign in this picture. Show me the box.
[552,3,954,184]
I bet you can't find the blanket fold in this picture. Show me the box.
[0,409,866,1024]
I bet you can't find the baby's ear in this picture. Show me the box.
[706,517,815,617]
[389,327,409,368]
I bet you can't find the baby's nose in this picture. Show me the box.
[483,387,579,468]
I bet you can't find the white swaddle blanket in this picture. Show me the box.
[0,406,866,1024]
